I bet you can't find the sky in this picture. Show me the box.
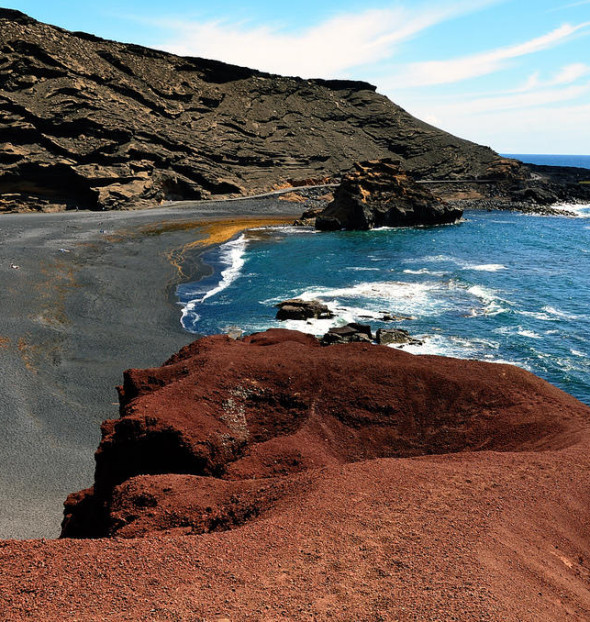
[3,0,590,154]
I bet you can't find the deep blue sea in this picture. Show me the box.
[177,155,590,405]
[502,153,590,169]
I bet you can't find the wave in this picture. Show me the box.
[200,234,247,302]
[462,263,506,272]
[465,284,509,316]
[542,305,583,320]
[345,267,380,272]
[403,268,445,276]
[179,234,249,330]
[553,203,590,218]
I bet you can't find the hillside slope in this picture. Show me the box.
[0,9,516,211]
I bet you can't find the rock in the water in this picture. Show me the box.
[376,328,423,347]
[381,312,413,322]
[276,299,334,321]
[315,159,463,231]
[321,323,373,345]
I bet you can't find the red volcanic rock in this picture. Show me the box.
[62,328,589,540]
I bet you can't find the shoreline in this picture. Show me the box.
[0,201,302,540]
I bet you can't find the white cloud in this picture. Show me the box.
[514,63,589,92]
[393,22,590,86]
[151,1,504,78]
[443,102,590,153]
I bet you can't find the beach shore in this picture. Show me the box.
[0,199,302,539]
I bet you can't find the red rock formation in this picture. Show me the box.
[62,328,589,540]
[3,328,590,619]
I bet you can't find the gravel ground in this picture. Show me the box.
[0,199,302,539]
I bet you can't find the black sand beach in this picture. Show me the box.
[0,199,302,539]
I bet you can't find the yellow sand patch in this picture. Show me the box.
[165,216,294,278]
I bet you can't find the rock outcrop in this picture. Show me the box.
[275,299,334,320]
[0,9,529,212]
[62,328,590,539]
[315,159,464,230]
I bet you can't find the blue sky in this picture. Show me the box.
[4,0,590,154]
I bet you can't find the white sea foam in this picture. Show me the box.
[542,305,582,320]
[345,266,380,272]
[518,329,542,339]
[403,268,445,276]
[200,234,247,302]
[494,326,542,339]
[553,203,590,218]
[517,309,554,321]
[571,349,585,357]
[462,263,506,272]
[179,234,249,329]
[465,285,508,315]
[404,254,454,264]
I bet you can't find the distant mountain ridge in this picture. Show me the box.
[0,9,569,212]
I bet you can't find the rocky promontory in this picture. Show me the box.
[2,329,590,618]
[62,328,590,539]
[315,159,463,230]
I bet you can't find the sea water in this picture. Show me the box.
[177,205,590,405]
[502,153,590,169]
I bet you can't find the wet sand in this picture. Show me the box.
[0,199,301,539]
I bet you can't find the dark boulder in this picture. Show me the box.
[376,328,423,347]
[276,299,334,321]
[321,323,373,345]
[511,187,559,205]
[315,160,463,231]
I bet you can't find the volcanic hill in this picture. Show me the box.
[3,329,590,620]
[0,8,527,213]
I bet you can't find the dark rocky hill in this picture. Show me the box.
[0,8,526,212]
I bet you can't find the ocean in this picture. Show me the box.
[177,155,590,406]
[502,153,590,169]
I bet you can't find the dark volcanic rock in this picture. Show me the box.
[376,328,423,346]
[0,11,526,212]
[276,299,334,320]
[62,328,590,539]
[321,323,373,345]
[315,159,464,230]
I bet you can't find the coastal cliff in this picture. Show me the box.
[0,8,525,212]
[62,328,589,539]
[2,329,590,618]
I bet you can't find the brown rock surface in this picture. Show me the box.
[2,329,590,619]
[315,159,464,230]
[0,9,524,213]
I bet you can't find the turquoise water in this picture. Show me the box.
[502,153,590,169]
[178,206,590,405]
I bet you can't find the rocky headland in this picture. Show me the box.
[314,159,463,230]
[0,328,584,619]
[2,8,589,215]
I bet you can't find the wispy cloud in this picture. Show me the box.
[392,22,590,86]
[515,62,589,91]
[550,0,590,10]
[150,0,503,78]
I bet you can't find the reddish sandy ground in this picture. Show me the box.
[2,331,590,620]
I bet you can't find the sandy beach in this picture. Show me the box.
[0,198,302,539]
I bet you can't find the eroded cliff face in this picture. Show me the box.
[62,329,590,539]
[0,9,518,212]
